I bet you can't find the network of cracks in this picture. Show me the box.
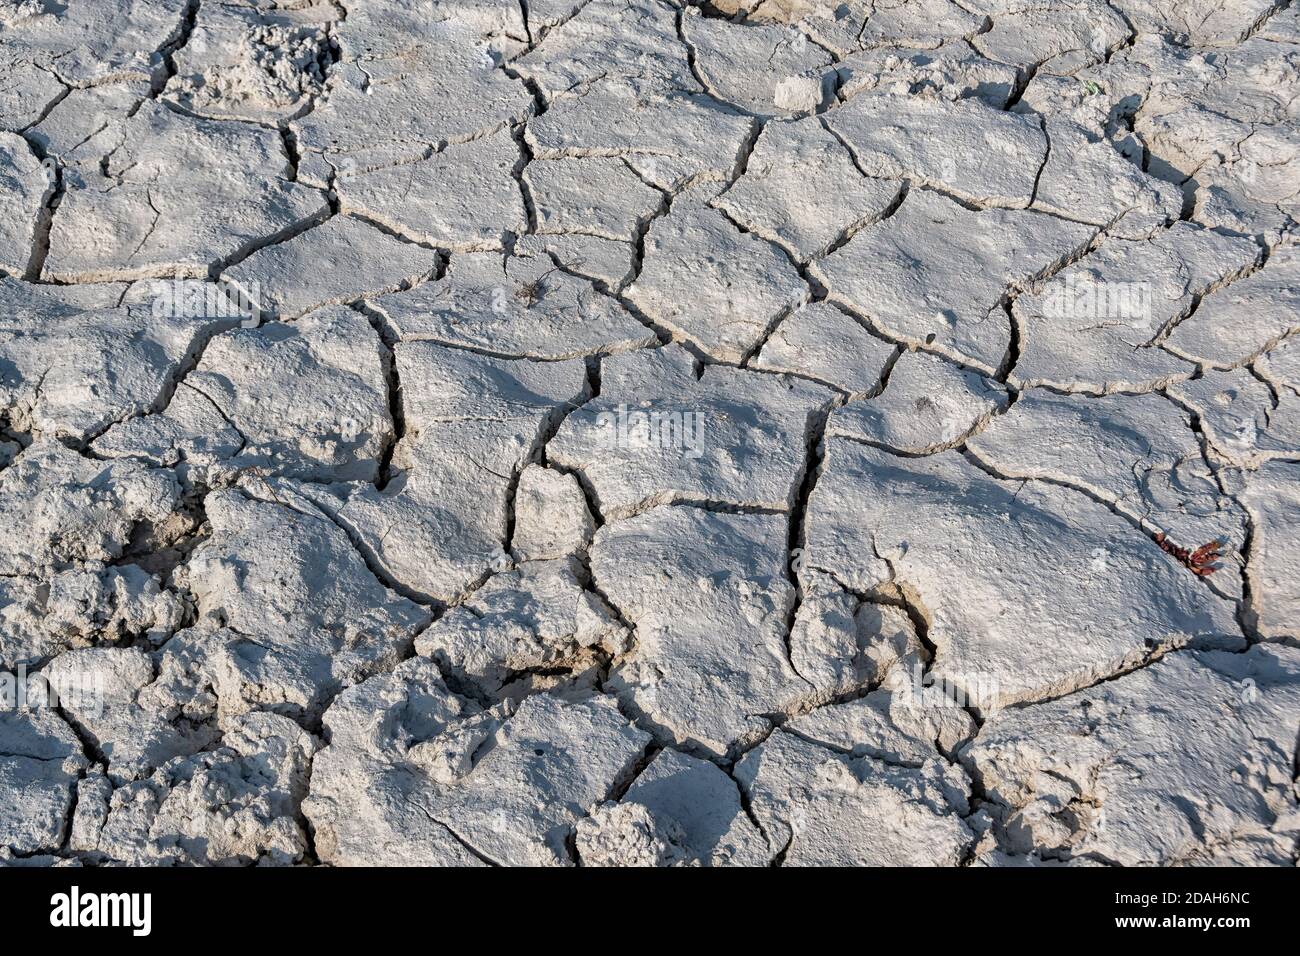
[0,0,1297,867]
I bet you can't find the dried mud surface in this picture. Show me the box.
[0,0,1297,867]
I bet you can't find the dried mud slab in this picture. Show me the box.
[813,189,1095,373]
[70,713,318,865]
[626,197,809,362]
[804,438,1244,711]
[220,215,437,320]
[143,486,432,724]
[715,119,903,262]
[300,346,589,603]
[964,645,1300,865]
[0,709,87,855]
[369,251,655,359]
[163,2,340,125]
[44,102,329,283]
[0,278,239,441]
[549,345,832,517]
[304,659,650,866]
[94,305,394,483]
[593,505,810,759]
[823,93,1047,208]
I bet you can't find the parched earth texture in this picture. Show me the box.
[0,0,1298,868]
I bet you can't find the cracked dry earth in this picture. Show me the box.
[0,0,1297,870]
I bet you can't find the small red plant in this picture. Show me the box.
[1154,533,1223,577]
